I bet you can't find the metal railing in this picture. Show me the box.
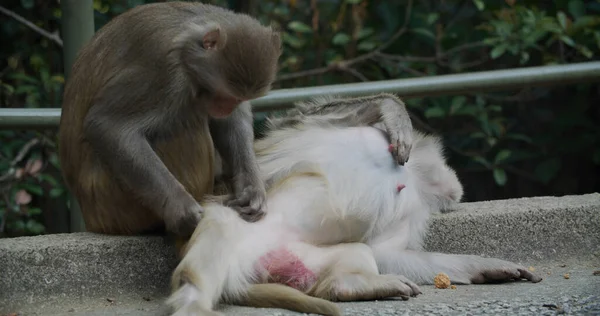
[1,61,600,129]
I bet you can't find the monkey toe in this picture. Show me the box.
[385,276,418,299]
[517,268,543,283]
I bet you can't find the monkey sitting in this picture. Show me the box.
[58,2,282,237]
[167,94,542,316]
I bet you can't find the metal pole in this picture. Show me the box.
[1,61,600,128]
[252,61,600,112]
[61,0,95,233]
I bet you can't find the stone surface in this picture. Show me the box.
[8,261,600,316]
[424,193,600,262]
[1,193,599,315]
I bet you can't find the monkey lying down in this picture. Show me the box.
[168,94,542,316]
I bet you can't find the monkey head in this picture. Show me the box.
[176,18,282,119]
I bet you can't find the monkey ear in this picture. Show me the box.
[202,28,222,50]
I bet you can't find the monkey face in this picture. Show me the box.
[214,24,282,102]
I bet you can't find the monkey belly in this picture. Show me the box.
[258,246,317,292]
[153,128,216,201]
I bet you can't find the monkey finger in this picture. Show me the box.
[236,207,265,222]
[393,275,421,296]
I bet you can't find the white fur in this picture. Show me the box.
[168,122,537,315]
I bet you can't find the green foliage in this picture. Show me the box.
[1,0,599,237]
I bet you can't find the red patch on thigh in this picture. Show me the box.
[258,246,317,291]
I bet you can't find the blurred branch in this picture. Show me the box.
[276,0,490,83]
[0,5,63,47]
[277,0,414,82]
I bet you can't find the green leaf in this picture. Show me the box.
[411,28,435,41]
[576,45,594,58]
[332,33,351,46]
[559,35,576,47]
[25,219,45,234]
[520,51,530,64]
[282,33,305,49]
[19,183,43,196]
[473,156,491,168]
[449,96,467,114]
[287,21,312,34]
[534,158,562,184]
[506,133,533,144]
[28,208,42,216]
[568,0,586,18]
[345,0,362,3]
[357,41,377,51]
[357,28,374,40]
[470,132,486,139]
[557,11,569,30]
[494,150,511,164]
[424,106,445,118]
[490,44,508,59]
[472,0,485,11]
[20,0,34,9]
[426,13,440,25]
[493,168,507,186]
[49,188,64,198]
[9,72,39,84]
[454,105,479,117]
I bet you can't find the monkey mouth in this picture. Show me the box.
[208,95,242,118]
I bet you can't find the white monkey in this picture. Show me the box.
[167,94,542,316]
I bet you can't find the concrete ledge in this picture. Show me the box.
[425,193,600,262]
[1,193,599,312]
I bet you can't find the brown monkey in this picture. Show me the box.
[58,2,281,237]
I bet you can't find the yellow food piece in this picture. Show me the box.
[450,285,457,290]
[563,273,570,279]
[528,266,536,272]
[434,272,451,289]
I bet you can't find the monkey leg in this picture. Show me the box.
[302,243,420,302]
[168,202,251,316]
[371,247,543,285]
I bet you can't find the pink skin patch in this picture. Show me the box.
[397,184,406,192]
[258,246,317,291]
[388,144,395,153]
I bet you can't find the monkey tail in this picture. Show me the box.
[237,283,342,316]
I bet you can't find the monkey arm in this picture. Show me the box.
[209,101,266,221]
[271,93,413,165]
[82,102,203,235]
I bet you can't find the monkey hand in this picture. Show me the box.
[225,184,266,223]
[381,108,413,166]
[453,256,543,285]
[164,199,204,237]
[385,124,413,166]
